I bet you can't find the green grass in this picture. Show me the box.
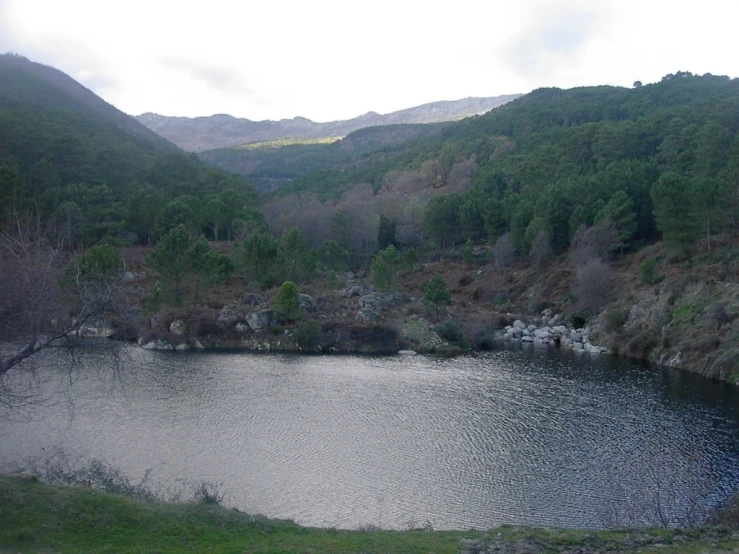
[1,475,738,553]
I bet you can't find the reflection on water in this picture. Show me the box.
[1,345,738,530]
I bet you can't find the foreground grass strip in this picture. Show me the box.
[1,476,738,553]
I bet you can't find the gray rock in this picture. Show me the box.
[190,339,205,349]
[541,308,553,317]
[175,343,190,351]
[298,294,318,313]
[246,309,273,331]
[553,325,568,334]
[340,285,364,298]
[355,308,383,324]
[241,293,263,306]
[218,305,239,324]
[150,314,164,329]
[169,319,187,335]
[513,320,526,329]
[142,339,173,350]
[521,335,533,342]
[78,316,116,338]
[533,329,550,339]
[358,294,384,311]
[123,271,135,281]
[398,350,417,356]
[549,314,562,325]
[235,322,250,333]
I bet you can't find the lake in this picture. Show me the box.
[1,345,738,530]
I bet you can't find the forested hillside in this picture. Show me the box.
[0,54,261,246]
[199,123,448,192]
[260,72,739,259]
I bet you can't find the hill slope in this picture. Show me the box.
[0,54,258,244]
[135,95,521,152]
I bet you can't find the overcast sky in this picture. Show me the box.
[1,0,737,122]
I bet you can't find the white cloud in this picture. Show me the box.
[2,0,738,121]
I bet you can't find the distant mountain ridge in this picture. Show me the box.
[135,95,521,152]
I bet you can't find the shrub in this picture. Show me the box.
[295,320,322,350]
[603,308,627,332]
[436,319,469,349]
[639,258,658,284]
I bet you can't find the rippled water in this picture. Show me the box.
[1,346,738,530]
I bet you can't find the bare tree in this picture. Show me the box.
[530,230,553,268]
[572,258,613,316]
[570,220,621,267]
[0,218,133,392]
[493,232,516,268]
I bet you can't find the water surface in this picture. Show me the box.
[1,346,738,530]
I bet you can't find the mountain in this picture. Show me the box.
[0,53,258,244]
[135,95,521,152]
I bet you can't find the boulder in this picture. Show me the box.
[358,294,383,311]
[541,308,553,317]
[235,322,250,333]
[218,305,239,324]
[355,308,383,324]
[553,325,568,335]
[78,316,116,338]
[189,339,205,349]
[169,319,187,335]
[175,343,190,351]
[513,320,526,330]
[241,293,263,307]
[398,350,417,356]
[549,314,562,326]
[150,313,164,329]
[142,339,173,351]
[533,329,550,339]
[521,335,533,342]
[340,286,364,298]
[123,271,135,281]
[298,294,318,313]
[246,309,273,331]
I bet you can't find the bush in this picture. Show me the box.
[436,319,469,349]
[603,308,627,332]
[295,320,322,350]
[530,230,553,268]
[639,258,658,284]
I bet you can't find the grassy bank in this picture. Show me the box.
[2,476,738,553]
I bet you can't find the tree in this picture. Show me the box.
[330,210,354,253]
[595,191,637,246]
[272,281,301,323]
[572,258,613,316]
[317,239,349,272]
[651,173,700,254]
[423,275,451,319]
[202,195,228,241]
[462,238,474,266]
[146,224,192,303]
[276,227,315,283]
[377,214,397,249]
[371,245,401,292]
[234,229,277,284]
[423,194,461,247]
[154,197,199,241]
[0,222,129,393]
